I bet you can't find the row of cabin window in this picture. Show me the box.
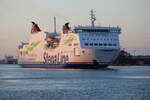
[68,43,79,46]
[82,38,117,41]
[84,43,117,46]
[76,30,120,33]
[82,34,117,37]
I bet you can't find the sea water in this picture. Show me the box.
[0,64,150,100]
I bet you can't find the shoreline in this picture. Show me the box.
[112,64,150,66]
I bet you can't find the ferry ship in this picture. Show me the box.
[18,10,121,69]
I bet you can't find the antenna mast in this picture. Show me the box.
[54,17,56,33]
[90,9,96,27]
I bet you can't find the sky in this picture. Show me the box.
[0,0,150,59]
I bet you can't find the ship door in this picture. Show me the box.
[74,48,80,56]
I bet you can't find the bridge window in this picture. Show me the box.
[89,43,93,46]
[85,43,89,46]
[113,44,117,46]
[108,44,112,46]
[99,43,103,46]
[94,43,98,46]
[104,44,107,46]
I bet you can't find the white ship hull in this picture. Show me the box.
[18,30,120,69]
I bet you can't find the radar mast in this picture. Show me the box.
[90,9,96,27]
[54,17,56,33]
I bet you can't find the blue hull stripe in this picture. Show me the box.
[20,64,108,69]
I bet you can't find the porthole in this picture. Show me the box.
[68,44,72,46]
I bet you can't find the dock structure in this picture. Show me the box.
[4,56,18,64]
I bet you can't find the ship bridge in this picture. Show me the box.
[74,26,121,50]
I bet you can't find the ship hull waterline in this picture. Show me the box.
[20,63,110,70]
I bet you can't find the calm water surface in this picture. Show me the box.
[0,64,150,100]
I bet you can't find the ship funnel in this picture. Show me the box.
[62,22,70,33]
[31,22,41,33]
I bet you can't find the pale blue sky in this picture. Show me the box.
[0,0,150,58]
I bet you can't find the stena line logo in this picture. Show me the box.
[64,35,76,45]
[43,52,69,64]
[27,41,41,52]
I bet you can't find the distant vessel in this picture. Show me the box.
[18,10,121,69]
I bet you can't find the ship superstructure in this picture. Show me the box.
[18,10,121,69]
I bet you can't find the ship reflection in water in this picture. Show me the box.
[0,65,150,100]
